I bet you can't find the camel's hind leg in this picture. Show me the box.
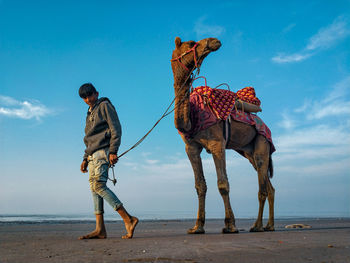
[211,141,238,234]
[186,143,206,234]
[264,175,275,231]
[249,135,275,232]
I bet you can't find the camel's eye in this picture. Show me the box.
[188,41,196,47]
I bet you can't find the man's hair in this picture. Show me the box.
[79,83,97,98]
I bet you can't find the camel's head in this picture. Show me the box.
[171,37,221,76]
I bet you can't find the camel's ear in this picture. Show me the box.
[175,37,182,48]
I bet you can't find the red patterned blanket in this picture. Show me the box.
[192,86,237,120]
[179,86,275,153]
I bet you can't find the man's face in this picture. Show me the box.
[83,92,99,107]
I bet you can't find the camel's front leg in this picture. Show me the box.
[186,143,206,234]
[211,143,238,234]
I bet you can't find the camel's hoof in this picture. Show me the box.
[249,226,264,232]
[222,227,239,234]
[264,225,275,231]
[187,226,205,234]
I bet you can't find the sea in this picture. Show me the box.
[1,211,347,224]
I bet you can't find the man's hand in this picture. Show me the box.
[109,153,119,166]
[80,159,88,173]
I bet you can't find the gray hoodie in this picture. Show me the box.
[83,97,121,160]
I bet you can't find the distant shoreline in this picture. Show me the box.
[1,216,349,225]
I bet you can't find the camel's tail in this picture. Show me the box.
[268,155,274,178]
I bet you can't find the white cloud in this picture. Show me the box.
[298,76,350,120]
[275,124,349,150]
[145,159,159,165]
[274,122,350,179]
[325,75,350,103]
[194,16,225,38]
[294,99,312,113]
[276,157,350,177]
[272,16,350,64]
[309,101,350,120]
[275,76,350,176]
[275,145,350,162]
[279,111,297,129]
[271,52,312,63]
[306,16,350,51]
[0,95,51,120]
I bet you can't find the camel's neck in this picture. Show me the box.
[173,75,192,133]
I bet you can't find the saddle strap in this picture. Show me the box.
[223,116,231,147]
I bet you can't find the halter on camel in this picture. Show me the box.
[171,43,199,72]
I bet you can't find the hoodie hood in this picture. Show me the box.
[90,97,112,111]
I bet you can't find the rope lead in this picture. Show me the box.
[116,61,202,160]
[108,164,117,185]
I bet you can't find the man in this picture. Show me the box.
[79,83,138,239]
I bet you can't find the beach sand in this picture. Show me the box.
[0,218,349,263]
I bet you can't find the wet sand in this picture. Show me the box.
[1,218,349,263]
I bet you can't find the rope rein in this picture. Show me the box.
[116,55,202,160]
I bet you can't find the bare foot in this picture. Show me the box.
[78,229,107,240]
[122,216,139,239]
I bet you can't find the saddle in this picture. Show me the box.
[181,85,275,153]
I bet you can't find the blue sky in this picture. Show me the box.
[1,0,349,219]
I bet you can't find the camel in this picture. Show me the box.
[171,37,275,234]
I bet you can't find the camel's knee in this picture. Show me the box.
[254,154,265,169]
[258,190,268,201]
[186,144,202,158]
[195,183,207,196]
[218,180,230,195]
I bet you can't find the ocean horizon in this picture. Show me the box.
[1,212,349,224]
